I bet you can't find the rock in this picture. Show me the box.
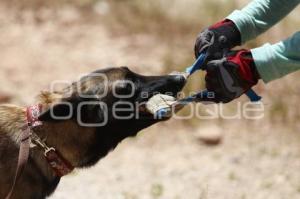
[194,126,223,146]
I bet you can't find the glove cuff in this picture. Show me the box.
[209,19,241,49]
[227,50,259,88]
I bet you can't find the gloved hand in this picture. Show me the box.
[204,50,260,103]
[194,19,241,60]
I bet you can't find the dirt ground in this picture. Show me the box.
[1,3,300,199]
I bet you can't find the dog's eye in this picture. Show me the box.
[112,80,136,98]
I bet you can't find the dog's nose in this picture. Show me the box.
[169,71,188,81]
[167,74,186,93]
[173,75,186,84]
[169,73,187,85]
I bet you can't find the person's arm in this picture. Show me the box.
[227,0,300,43]
[252,32,300,82]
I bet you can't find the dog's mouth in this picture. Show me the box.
[134,73,186,115]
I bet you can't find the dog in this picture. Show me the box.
[0,66,185,199]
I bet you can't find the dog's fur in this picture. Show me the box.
[0,67,185,199]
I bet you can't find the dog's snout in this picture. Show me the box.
[167,74,187,89]
[163,74,186,95]
[171,75,186,84]
[168,71,188,82]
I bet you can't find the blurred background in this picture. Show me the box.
[0,0,300,198]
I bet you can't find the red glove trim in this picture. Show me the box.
[227,50,256,87]
[210,19,235,29]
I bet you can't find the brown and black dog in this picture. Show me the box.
[0,67,185,199]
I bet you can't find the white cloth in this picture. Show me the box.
[146,94,177,116]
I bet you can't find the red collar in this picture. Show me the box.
[26,105,74,177]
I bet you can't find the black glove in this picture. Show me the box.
[205,50,260,103]
[194,19,241,61]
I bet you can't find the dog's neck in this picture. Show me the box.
[36,120,97,168]
[35,91,96,167]
[0,105,27,143]
[0,92,99,179]
[1,91,136,181]
[36,91,126,168]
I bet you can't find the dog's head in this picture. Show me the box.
[39,66,185,137]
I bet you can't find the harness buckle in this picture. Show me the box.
[44,147,56,157]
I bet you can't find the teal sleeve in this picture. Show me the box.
[251,32,300,83]
[226,0,300,43]
[225,0,300,83]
